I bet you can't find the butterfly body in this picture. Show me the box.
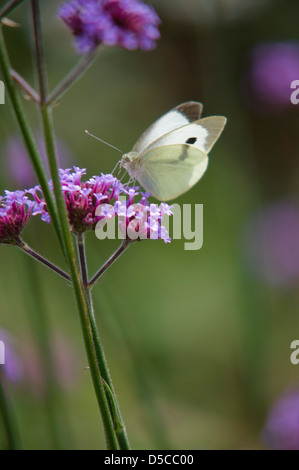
[120,101,227,201]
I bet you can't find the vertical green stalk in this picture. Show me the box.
[30,1,118,449]
[40,89,118,451]
[30,0,47,104]
[0,371,22,450]
[41,105,118,448]
[76,233,131,450]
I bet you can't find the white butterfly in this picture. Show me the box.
[120,101,227,201]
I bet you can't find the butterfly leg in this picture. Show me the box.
[111,160,121,176]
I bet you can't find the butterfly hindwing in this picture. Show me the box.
[137,144,208,201]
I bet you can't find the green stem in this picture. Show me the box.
[45,48,100,107]
[30,0,47,104]
[31,1,118,449]
[0,0,24,18]
[77,233,89,289]
[16,238,71,282]
[0,371,22,450]
[76,234,130,450]
[88,311,130,450]
[0,26,64,253]
[41,72,118,452]
[101,378,129,450]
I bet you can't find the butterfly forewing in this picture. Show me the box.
[132,101,203,154]
[195,116,227,154]
[142,116,227,156]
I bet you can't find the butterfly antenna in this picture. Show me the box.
[85,130,124,154]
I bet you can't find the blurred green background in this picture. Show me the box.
[1,0,299,450]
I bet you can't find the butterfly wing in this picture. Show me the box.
[131,116,226,200]
[143,116,227,155]
[132,101,203,153]
[136,144,208,201]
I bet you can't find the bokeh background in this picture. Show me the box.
[1,0,299,450]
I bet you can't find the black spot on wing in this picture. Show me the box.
[176,102,203,122]
[186,137,197,144]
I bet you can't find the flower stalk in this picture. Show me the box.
[16,238,71,282]
[0,0,24,19]
[76,233,131,450]
[11,69,40,103]
[89,240,131,288]
[45,48,100,107]
[30,0,120,449]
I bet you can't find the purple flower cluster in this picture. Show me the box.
[29,168,124,232]
[0,168,172,243]
[98,189,172,242]
[0,191,34,245]
[58,0,161,53]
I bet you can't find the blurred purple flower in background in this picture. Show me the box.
[0,329,23,383]
[262,388,299,450]
[52,334,79,392]
[242,202,299,287]
[22,334,79,398]
[246,42,299,113]
[2,134,72,188]
[58,0,161,53]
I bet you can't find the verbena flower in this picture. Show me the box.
[262,388,299,450]
[0,190,34,245]
[58,0,161,53]
[103,189,172,242]
[30,167,172,242]
[246,42,299,113]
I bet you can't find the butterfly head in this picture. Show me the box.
[120,152,139,170]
